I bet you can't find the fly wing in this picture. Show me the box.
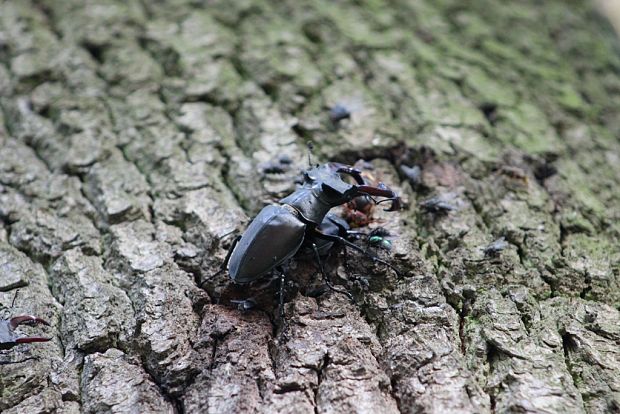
[228,205,306,283]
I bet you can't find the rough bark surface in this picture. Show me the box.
[1,0,619,413]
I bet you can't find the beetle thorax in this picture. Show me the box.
[280,165,357,225]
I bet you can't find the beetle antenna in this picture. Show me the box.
[307,142,315,168]
[217,229,236,240]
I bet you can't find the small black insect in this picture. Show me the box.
[419,195,456,214]
[261,155,294,174]
[400,165,422,187]
[483,237,508,257]
[262,165,287,174]
[533,163,557,182]
[329,104,351,123]
[278,155,293,165]
[230,298,257,312]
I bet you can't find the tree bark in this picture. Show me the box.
[1,0,619,413]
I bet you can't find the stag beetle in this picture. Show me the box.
[211,163,400,290]
[0,315,51,351]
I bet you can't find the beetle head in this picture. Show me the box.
[305,164,358,205]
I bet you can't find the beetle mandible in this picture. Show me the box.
[0,315,51,351]
[211,162,401,286]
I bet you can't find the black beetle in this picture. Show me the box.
[419,194,456,214]
[329,104,352,124]
[211,163,400,288]
[483,237,508,257]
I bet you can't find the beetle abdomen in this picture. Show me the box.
[228,205,306,283]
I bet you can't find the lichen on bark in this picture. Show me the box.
[0,0,619,413]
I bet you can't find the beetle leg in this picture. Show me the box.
[219,235,241,273]
[313,230,401,277]
[201,236,241,288]
[311,243,354,302]
[274,267,289,330]
[279,270,285,321]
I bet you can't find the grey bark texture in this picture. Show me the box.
[0,0,619,413]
